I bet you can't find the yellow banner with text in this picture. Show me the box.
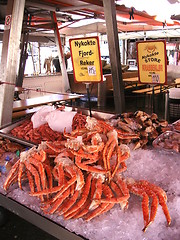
[137,40,167,84]
[69,36,102,83]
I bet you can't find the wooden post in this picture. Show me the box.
[16,10,29,87]
[103,0,125,113]
[51,12,70,92]
[0,0,25,127]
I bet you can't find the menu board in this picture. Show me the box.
[69,36,103,83]
[136,40,167,84]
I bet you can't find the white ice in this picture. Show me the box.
[31,105,55,128]
[45,110,77,133]
[0,148,180,240]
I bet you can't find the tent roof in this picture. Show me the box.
[0,0,180,40]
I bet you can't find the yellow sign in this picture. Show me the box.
[69,36,102,83]
[136,40,167,84]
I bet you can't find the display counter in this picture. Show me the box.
[20,74,64,99]
[0,108,179,240]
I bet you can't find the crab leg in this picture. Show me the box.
[71,148,99,160]
[75,156,107,174]
[30,166,77,198]
[44,164,53,189]
[28,157,47,191]
[102,135,114,170]
[72,200,91,219]
[46,188,71,214]
[158,193,171,226]
[58,190,80,216]
[84,184,113,221]
[111,146,129,180]
[53,163,65,186]
[82,142,104,154]
[64,173,92,219]
[99,176,130,204]
[46,141,66,153]
[31,149,47,162]
[3,160,20,191]
[127,182,150,230]
[138,180,171,226]
[17,162,25,190]
[117,131,140,140]
[143,190,158,232]
[110,180,128,209]
[26,170,35,193]
[72,176,103,219]
[24,161,44,201]
[106,140,117,180]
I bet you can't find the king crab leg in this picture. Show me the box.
[3,160,20,191]
[111,144,130,180]
[64,173,92,220]
[23,161,44,202]
[58,188,79,216]
[75,156,107,174]
[126,178,171,232]
[84,184,114,221]
[26,170,35,193]
[45,188,71,215]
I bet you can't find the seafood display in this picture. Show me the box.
[108,110,169,149]
[153,131,180,153]
[3,115,172,232]
[173,119,180,132]
[0,137,27,175]
[10,119,64,144]
[7,109,170,152]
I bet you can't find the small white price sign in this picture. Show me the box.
[88,66,96,76]
[152,74,160,83]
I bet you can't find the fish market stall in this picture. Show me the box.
[0,107,179,240]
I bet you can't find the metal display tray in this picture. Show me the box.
[0,117,36,148]
[0,106,114,146]
[0,106,114,240]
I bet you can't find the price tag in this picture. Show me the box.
[88,66,96,76]
[152,74,160,83]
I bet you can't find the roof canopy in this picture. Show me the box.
[1,0,180,40]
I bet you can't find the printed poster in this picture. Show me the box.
[69,36,103,83]
[137,40,167,84]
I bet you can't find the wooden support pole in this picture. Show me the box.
[103,0,125,113]
[0,0,25,127]
[51,12,70,92]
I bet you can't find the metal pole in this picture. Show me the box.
[165,90,169,121]
[85,83,92,117]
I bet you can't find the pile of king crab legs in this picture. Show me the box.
[3,114,171,232]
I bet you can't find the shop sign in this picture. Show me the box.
[69,36,103,83]
[136,40,167,84]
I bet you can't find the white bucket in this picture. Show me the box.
[169,88,180,99]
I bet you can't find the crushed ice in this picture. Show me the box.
[0,148,180,240]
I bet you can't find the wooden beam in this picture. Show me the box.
[103,0,125,113]
[0,0,25,127]
[51,11,70,92]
